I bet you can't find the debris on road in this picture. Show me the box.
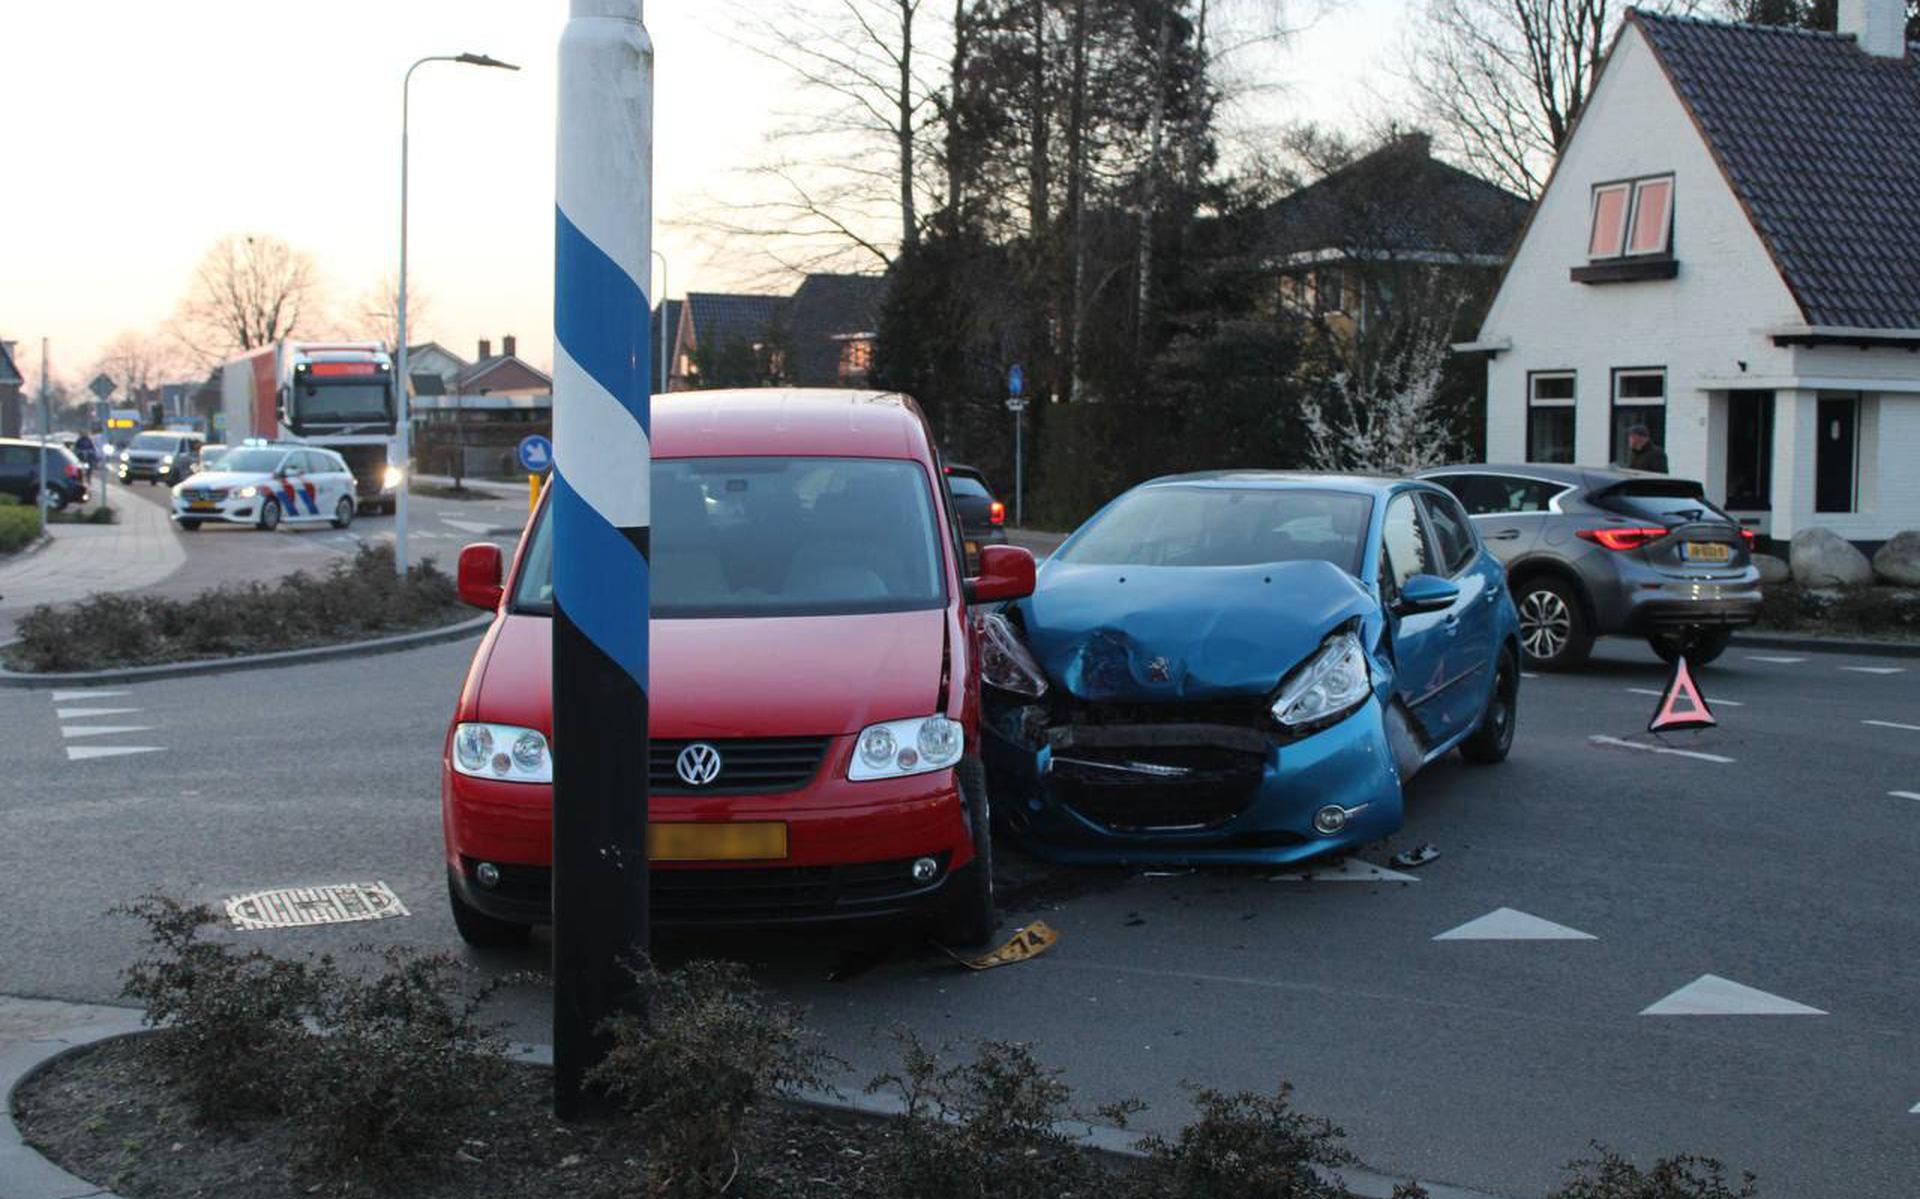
[224,881,408,930]
[947,921,1059,970]
[1389,844,1441,869]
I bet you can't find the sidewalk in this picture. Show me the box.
[0,488,184,631]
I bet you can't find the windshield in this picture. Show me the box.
[1058,485,1375,575]
[514,456,948,618]
[292,381,391,424]
[130,433,177,451]
[220,448,288,474]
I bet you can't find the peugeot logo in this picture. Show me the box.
[675,742,724,787]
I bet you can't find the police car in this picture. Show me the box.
[171,442,359,532]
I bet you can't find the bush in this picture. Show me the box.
[0,503,41,553]
[7,543,461,671]
[1548,1146,1758,1198]
[1755,582,1920,637]
[48,503,117,524]
[588,957,830,1197]
[1133,1083,1363,1199]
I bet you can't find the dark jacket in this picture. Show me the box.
[1628,442,1668,473]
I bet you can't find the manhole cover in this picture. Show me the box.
[225,882,409,931]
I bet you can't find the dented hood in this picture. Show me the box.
[1017,559,1375,702]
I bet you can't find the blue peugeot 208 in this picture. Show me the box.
[977,473,1522,866]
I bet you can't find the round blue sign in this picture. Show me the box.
[517,434,554,473]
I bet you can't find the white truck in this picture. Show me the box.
[219,341,403,513]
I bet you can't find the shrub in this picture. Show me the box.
[0,492,18,505]
[1755,582,1920,637]
[867,1032,1101,1199]
[1133,1082,1362,1199]
[1548,1146,1758,1198]
[588,957,830,1198]
[0,503,41,553]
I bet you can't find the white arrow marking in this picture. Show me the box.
[61,724,154,738]
[1841,666,1905,675]
[441,517,495,535]
[1628,688,1743,707]
[49,689,131,702]
[55,707,140,719]
[1890,791,1920,802]
[1434,907,1597,941]
[1268,858,1419,883]
[65,745,165,761]
[1640,974,1825,1016]
[1745,655,1805,664]
[1911,1102,1920,1114]
[1590,735,1735,764]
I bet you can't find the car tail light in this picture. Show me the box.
[989,500,1005,525]
[1739,529,1756,547]
[64,464,81,481]
[1577,526,1668,551]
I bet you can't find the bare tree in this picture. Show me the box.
[358,274,432,351]
[93,330,194,399]
[1300,320,1463,474]
[171,234,321,364]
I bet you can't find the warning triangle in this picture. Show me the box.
[1639,974,1825,1016]
[1648,656,1716,732]
[1433,907,1597,941]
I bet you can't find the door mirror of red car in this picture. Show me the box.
[966,544,1036,604]
[457,542,506,610]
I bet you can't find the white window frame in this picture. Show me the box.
[1588,175,1674,260]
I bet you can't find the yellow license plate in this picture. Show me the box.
[648,821,787,862]
[188,501,217,511]
[1682,541,1731,563]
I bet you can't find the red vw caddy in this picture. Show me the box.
[442,389,1036,947]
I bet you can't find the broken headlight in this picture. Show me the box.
[1270,631,1371,728]
[975,611,1049,697]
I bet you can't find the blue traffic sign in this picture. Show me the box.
[517,434,554,473]
[1008,363,1024,398]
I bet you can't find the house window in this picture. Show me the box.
[1588,176,1674,260]
[1724,390,1773,510]
[1611,368,1666,464]
[1314,268,1345,314]
[1527,372,1576,464]
[836,336,875,384]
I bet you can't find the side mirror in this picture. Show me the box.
[966,544,1036,605]
[1394,573,1460,615]
[457,542,506,611]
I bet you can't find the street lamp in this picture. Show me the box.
[395,51,518,575]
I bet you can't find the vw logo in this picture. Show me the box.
[675,742,723,787]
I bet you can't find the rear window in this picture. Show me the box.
[947,475,991,500]
[1595,481,1732,524]
[514,456,948,618]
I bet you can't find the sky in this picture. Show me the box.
[0,0,1408,390]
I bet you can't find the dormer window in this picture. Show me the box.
[1573,175,1678,283]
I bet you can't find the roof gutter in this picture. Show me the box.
[1768,325,1920,350]
[1450,337,1511,358]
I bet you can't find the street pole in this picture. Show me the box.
[36,338,49,530]
[652,249,668,394]
[1014,407,1024,527]
[552,0,653,1119]
[397,51,518,576]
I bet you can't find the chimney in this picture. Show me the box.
[478,338,492,360]
[1840,0,1906,57]
[503,334,517,358]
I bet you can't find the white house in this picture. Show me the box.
[1467,1,1920,545]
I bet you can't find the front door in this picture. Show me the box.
[1380,493,1455,742]
[1724,390,1773,512]
[1815,396,1857,514]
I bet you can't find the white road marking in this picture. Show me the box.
[1268,858,1419,883]
[1640,974,1825,1016]
[65,745,165,761]
[1841,666,1905,675]
[49,689,131,702]
[60,725,154,738]
[1911,1101,1920,1114]
[1589,735,1735,764]
[441,517,495,535]
[1890,791,1920,802]
[1520,671,1541,680]
[1627,687,1743,707]
[55,707,140,719]
[1864,720,1920,732]
[1434,907,1597,941]
[1745,655,1805,664]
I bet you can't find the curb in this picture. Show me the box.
[0,614,491,689]
[0,1005,1505,1199]
[1731,630,1920,659]
[0,533,53,568]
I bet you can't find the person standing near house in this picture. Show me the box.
[1626,423,1667,473]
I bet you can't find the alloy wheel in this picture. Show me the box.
[1519,590,1571,660]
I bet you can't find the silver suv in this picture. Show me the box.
[1418,465,1761,670]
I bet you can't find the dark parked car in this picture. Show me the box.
[117,430,204,485]
[943,464,1007,562]
[1419,464,1761,669]
[0,438,90,510]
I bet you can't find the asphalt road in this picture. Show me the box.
[4,628,1916,1198]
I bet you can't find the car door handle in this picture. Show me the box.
[1485,528,1520,541]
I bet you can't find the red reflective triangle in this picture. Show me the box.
[1649,656,1717,732]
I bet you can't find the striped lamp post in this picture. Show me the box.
[551,0,653,1118]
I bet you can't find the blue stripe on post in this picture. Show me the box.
[551,469,649,688]
[554,209,651,438]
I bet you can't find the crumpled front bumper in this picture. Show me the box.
[980,693,1404,867]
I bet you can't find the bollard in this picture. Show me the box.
[551,0,653,1119]
[529,472,543,514]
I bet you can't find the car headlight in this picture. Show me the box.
[383,465,405,490]
[974,611,1049,697]
[1270,630,1372,729]
[235,485,258,498]
[451,722,552,783]
[849,715,965,781]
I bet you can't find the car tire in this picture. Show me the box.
[1460,649,1519,764]
[447,873,532,948]
[258,495,281,531]
[36,486,67,512]
[936,757,997,948]
[331,496,355,529]
[178,520,201,532]
[1514,576,1592,671]
[1649,627,1732,667]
